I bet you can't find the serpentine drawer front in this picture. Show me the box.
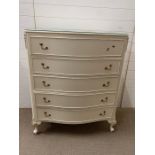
[25,30,128,134]
[35,92,116,108]
[32,58,121,76]
[37,107,114,124]
[33,76,119,92]
[31,38,124,57]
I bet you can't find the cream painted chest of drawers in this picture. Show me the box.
[25,30,128,134]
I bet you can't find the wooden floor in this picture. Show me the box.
[19,108,135,155]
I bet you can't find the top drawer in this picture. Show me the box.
[30,37,125,57]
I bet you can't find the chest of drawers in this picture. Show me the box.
[25,30,128,134]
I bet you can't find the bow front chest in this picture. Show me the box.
[25,30,128,134]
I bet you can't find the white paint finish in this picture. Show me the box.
[122,41,133,63]
[34,0,134,9]
[130,52,135,61]
[121,31,135,107]
[20,34,132,54]
[35,92,116,107]
[128,61,135,71]
[25,31,128,128]
[125,78,135,89]
[31,37,125,57]
[19,3,34,16]
[36,18,134,33]
[126,42,132,53]
[124,49,134,62]
[34,4,134,21]
[128,33,134,43]
[33,76,119,92]
[37,106,114,124]
[122,86,135,107]
[126,71,135,80]
[32,58,121,76]
[131,42,135,51]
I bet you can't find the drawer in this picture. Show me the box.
[34,76,119,92]
[32,58,121,76]
[37,107,114,124]
[35,92,116,107]
[30,37,124,57]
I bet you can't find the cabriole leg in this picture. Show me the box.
[32,121,41,135]
[33,125,39,135]
[110,124,115,132]
[108,120,117,132]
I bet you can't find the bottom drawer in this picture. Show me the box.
[37,107,115,124]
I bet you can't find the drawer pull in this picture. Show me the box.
[44,112,51,117]
[41,63,49,69]
[106,48,110,51]
[106,45,115,51]
[39,43,48,50]
[99,111,106,116]
[42,81,50,87]
[101,97,108,103]
[104,64,112,71]
[102,81,110,87]
[43,97,51,103]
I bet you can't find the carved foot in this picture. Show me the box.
[32,121,42,135]
[108,120,117,132]
[33,125,39,135]
[110,124,115,132]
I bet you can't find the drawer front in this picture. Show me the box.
[37,107,114,123]
[32,58,121,76]
[34,76,119,92]
[35,92,116,107]
[31,38,124,57]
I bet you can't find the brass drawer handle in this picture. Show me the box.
[106,48,110,51]
[42,81,50,87]
[99,111,106,116]
[101,97,108,103]
[104,64,112,71]
[102,81,110,87]
[41,63,49,69]
[40,43,48,50]
[43,97,51,103]
[44,112,51,117]
[106,45,115,51]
